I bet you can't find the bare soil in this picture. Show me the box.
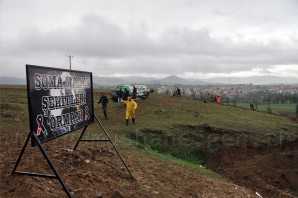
[2,122,297,198]
[174,123,298,197]
[1,86,297,198]
[207,140,298,198]
[0,134,258,198]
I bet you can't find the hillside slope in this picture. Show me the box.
[1,85,297,197]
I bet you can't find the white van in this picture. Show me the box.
[135,85,149,98]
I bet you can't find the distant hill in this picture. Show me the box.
[202,76,298,85]
[144,75,208,85]
[1,75,297,86]
[94,75,197,86]
[119,76,158,84]
[0,77,26,85]
[146,75,187,85]
[84,75,298,86]
[92,76,128,87]
[161,75,188,84]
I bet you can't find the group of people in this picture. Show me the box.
[115,87,130,106]
[98,87,138,125]
[210,95,221,104]
[98,87,225,125]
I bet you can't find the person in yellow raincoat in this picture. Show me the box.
[121,96,137,125]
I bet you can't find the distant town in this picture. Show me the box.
[156,84,298,104]
[1,74,298,104]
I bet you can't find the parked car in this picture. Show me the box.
[135,84,149,98]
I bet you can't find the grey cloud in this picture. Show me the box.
[1,13,298,77]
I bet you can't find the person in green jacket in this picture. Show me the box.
[121,95,137,125]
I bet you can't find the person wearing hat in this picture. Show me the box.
[121,95,137,125]
[98,92,109,119]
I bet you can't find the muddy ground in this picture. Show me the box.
[0,134,259,198]
[1,86,298,198]
[1,123,297,198]
[207,139,298,198]
[136,123,298,198]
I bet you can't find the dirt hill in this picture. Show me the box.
[0,85,297,198]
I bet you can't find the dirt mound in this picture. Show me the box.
[1,86,297,198]
[127,123,298,197]
[207,140,298,198]
[0,138,258,198]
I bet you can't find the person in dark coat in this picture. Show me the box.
[250,103,255,110]
[176,87,181,98]
[98,92,109,119]
[122,88,129,101]
[132,86,137,99]
[116,86,123,107]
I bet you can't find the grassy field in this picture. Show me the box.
[1,85,297,163]
[1,85,298,197]
[232,102,297,117]
[1,85,297,161]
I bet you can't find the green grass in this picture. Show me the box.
[1,85,298,178]
[115,94,298,165]
[116,135,226,181]
[147,147,226,180]
[235,102,296,112]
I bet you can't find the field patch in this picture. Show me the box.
[0,103,23,122]
[207,140,298,197]
[126,122,298,197]
[235,103,297,118]
[1,85,298,198]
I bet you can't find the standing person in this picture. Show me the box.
[217,95,221,104]
[122,87,129,101]
[132,86,137,99]
[116,86,123,107]
[121,95,137,125]
[176,87,181,98]
[98,92,109,119]
[249,103,255,110]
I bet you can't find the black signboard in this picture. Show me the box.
[26,65,94,146]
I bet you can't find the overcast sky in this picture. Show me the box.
[1,0,298,79]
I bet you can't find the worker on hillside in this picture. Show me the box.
[250,103,255,110]
[98,92,109,119]
[132,85,137,99]
[122,88,129,101]
[116,86,123,107]
[176,87,181,98]
[217,95,221,104]
[121,95,138,125]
